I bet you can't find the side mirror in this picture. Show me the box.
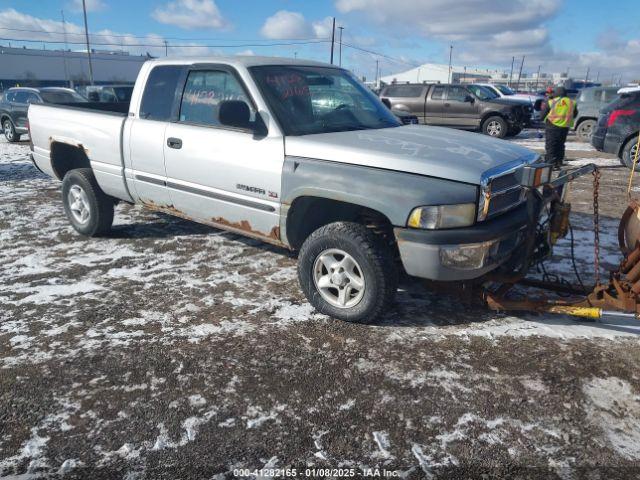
[381,98,391,109]
[533,99,543,111]
[464,95,475,103]
[219,100,251,130]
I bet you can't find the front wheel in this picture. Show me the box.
[3,118,20,143]
[297,222,398,323]
[576,119,596,142]
[62,168,114,236]
[621,135,640,170]
[482,116,507,138]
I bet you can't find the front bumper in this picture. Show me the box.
[395,202,530,281]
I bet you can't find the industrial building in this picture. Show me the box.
[0,46,149,90]
[379,62,576,91]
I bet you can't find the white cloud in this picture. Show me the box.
[0,8,206,57]
[235,49,255,56]
[152,0,228,30]
[335,0,558,40]
[68,0,106,12]
[260,11,314,40]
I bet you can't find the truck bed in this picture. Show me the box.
[29,101,132,202]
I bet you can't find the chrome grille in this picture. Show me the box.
[478,157,539,221]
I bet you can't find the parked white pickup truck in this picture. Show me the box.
[28,56,555,322]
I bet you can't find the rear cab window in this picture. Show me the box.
[139,65,185,121]
[384,85,425,98]
[430,86,445,100]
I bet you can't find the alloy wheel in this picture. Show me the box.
[313,248,366,308]
[68,185,91,224]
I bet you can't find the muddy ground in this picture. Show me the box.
[1,131,640,479]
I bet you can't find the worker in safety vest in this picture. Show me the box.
[541,86,577,168]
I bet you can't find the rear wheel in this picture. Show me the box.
[621,135,640,170]
[482,116,507,138]
[3,118,20,143]
[576,119,596,142]
[297,222,397,323]
[62,168,114,236]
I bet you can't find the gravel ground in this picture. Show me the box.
[2,131,640,479]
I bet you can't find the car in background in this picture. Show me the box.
[77,84,134,103]
[379,83,531,138]
[0,87,86,142]
[591,90,640,168]
[473,83,543,105]
[573,86,620,141]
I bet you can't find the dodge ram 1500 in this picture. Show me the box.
[29,56,553,322]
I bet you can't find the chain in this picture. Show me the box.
[593,168,601,286]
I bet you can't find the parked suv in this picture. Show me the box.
[379,83,531,138]
[0,87,86,142]
[591,90,640,168]
[574,86,620,141]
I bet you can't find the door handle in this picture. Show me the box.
[167,137,182,149]
[444,103,451,107]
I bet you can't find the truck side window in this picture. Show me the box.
[431,86,445,100]
[140,66,184,121]
[447,86,468,102]
[179,70,252,127]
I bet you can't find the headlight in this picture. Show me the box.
[407,203,476,229]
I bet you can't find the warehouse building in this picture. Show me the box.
[0,46,149,90]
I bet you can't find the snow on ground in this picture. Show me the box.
[2,133,640,477]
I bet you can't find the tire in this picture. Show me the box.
[297,221,398,323]
[482,116,508,138]
[507,126,522,137]
[620,135,640,170]
[61,168,114,236]
[576,119,596,142]
[3,118,20,143]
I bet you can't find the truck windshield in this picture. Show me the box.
[495,85,516,96]
[468,85,498,100]
[250,65,401,136]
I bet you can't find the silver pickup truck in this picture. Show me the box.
[28,56,552,323]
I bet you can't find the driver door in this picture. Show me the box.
[163,66,283,240]
[444,86,479,128]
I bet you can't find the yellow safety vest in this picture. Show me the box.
[545,97,575,128]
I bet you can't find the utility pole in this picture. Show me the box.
[375,59,379,89]
[535,64,541,92]
[448,45,453,83]
[516,55,525,91]
[508,56,515,87]
[595,70,600,82]
[81,0,94,85]
[61,10,70,88]
[584,66,590,84]
[330,17,336,64]
[462,66,466,84]
[338,26,344,67]
[163,40,168,56]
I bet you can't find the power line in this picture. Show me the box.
[340,42,420,68]
[0,26,326,43]
[0,36,329,49]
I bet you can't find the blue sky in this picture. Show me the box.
[0,0,638,81]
